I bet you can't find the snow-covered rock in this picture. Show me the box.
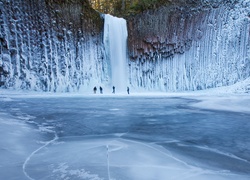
[127,0,250,91]
[0,0,108,92]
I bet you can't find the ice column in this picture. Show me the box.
[103,14,128,93]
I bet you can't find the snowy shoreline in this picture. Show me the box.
[1,78,250,114]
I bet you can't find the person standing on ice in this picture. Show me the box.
[100,86,103,94]
[112,86,115,94]
[93,86,97,94]
[127,87,130,94]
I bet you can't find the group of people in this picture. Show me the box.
[93,86,103,94]
[93,86,130,94]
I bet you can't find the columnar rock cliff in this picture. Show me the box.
[127,0,250,91]
[0,0,107,92]
[0,0,250,92]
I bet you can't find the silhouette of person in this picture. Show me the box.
[100,86,103,94]
[112,86,115,94]
[127,87,129,94]
[93,86,97,94]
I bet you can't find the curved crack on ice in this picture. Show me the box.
[106,145,111,180]
[122,138,190,167]
[22,133,59,180]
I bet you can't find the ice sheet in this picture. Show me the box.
[0,113,42,179]
[187,95,250,113]
[0,88,250,180]
[23,136,249,180]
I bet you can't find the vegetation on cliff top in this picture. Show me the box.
[88,0,172,16]
[45,0,239,18]
[88,0,240,17]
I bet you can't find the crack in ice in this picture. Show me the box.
[106,145,111,180]
[22,133,58,180]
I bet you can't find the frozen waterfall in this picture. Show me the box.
[103,14,128,93]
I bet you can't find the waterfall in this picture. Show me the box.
[103,14,128,93]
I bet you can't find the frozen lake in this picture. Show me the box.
[0,94,250,180]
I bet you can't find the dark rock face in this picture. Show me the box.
[127,1,240,61]
[0,0,107,92]
[126,1,250,91]
[127,6,204,60]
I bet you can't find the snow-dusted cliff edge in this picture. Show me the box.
[0,0,108,92]
[127,0,250,91]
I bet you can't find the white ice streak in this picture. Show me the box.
[190,144,250,163]
[106,145,111,180]
[0,97,13,102]
[22,133,58,180]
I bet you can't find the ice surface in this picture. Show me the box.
[1,88,250,180]
[0,113,43,180]
[188,95,250,113]
[21,137,250,180]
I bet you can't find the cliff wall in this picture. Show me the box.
[0,0,107,92]
[1,0,249,92]
[127,1,250,91]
